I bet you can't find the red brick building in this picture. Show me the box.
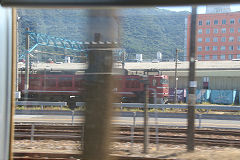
[187,12,240,61]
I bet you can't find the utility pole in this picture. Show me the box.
[24,27,30,100]
[143,77,149,154]
[174,49,178,104]
[187,6,197,152]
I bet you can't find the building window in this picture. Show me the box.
[206,29,210,34]
[220,55,225,60]
[214,20,218,25]
[238,45,240,50]
[221,28,226,33]
[213,28,218,34]
[213,46,218,51]
[198,29,202,34]
[213,37,218,42]
[221,46,226,51]
[199,20,202,25]
[237,54,240,59]
[205,46,210,51]
[212,55,218,60]
[222,19,226,24]
[206,20,210,25]
[229,45,234,51]
[230,19,235,24]
[205,37,210,42]
[198,38,202,42]
[228,54,233,60]
[230,28,234,33]
[229,37,234,42]
[205,55,210,60]
[198,46,202,51]
[238,36,240,42]
[197,55,202,60]
[221,37,226,42]
[238,28,240,32]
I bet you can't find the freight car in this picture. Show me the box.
[18,71,169,105]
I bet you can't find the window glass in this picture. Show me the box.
[198,29,202,34]
[221,46,226,51]
[198,38,202,42]
[197,55,202,60]
[206,28,210,34]
[228,54,233,60]
[213,46,218,51]
[230,19,235,24]
[205,37,210,42]
[238,36,240,42]
[198,46,202,51]
[221,37,226,42]
[214,19,218,24]
[213,37,218,42]
[221,28,226,33]
[238,45,240,50]
[198,20,202,25]
[205,55,210,60]
[212,55,218,60]
[160,79,168,84]
[222,19,226,24]
[221,55,226,60]
[213,28,218,33]
[229,37,234,42]
[230,28,234,33]
[237,54,240,59]
[206,20,210,25]
[229,46,234,51]
[205,46,210,51]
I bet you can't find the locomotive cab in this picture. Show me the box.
[148,75,169,104]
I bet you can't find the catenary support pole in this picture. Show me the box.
[24,28,29,100]
[174,49,178,104]
[143,78,149,154]
[187,6,197,152]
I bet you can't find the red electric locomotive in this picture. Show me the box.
[18,71,169,104]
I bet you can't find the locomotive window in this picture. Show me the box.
[160,79,168,85]
[43,77,56,87]
[59,77,73,87]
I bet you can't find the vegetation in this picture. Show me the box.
[17,8,189,62]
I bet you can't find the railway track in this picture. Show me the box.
[14,124,240,146]
[13,152,175,160]
[13,123,240,159]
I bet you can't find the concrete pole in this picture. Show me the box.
[187,6,197,152]
[24,28,29,100]
[143,79,149,154]
[83,9,118,160]
[174,49,178,104]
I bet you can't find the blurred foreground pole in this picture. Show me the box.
[83,9,118,160]
[187,6,197,152]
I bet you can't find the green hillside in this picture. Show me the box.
[17,8,189,61]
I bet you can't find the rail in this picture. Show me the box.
[76,102,240,111]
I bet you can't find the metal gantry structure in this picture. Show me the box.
[20,29,87,60]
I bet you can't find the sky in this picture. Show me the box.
[158,4,240,14]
